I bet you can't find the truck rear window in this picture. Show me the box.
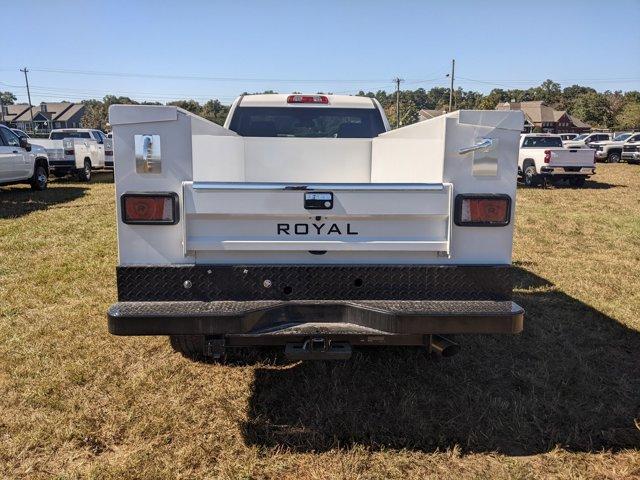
[228,107,386,138]
[522,137,563,148]
[50,131,91,140]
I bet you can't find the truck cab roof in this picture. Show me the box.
[225,93,390,137]
[238,94,378,109]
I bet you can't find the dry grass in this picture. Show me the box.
[0,166,639,479]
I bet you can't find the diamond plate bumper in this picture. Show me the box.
[108,299,524,338]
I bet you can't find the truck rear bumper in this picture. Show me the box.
[108,299,524,338]
[539,166,595,176]
[109,264,523,341]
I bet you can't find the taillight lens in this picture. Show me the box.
[64,149,74,155]
[287,95,329,104]
[454,195,511,226]
[543,150,551,163]
[105,150,113,156]
[121,193,179,225]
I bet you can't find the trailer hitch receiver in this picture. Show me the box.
[285,337,352,361]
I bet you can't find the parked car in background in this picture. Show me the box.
[563,132,611,149]
[518,133,595,187]
[558,133,579,141]
[35,129,113,181]
[622,138,640,164]
[593,132,640,163]
[0,125,49,190]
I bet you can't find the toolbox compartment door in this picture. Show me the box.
[183,182,452,254]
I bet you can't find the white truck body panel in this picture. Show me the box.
[37,129,111,170]
[110,104,523,267]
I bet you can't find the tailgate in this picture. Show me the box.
[549,148,594,167]
[183,182,452,254]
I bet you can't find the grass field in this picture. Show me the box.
[1,165,639,479]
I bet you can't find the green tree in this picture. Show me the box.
[167,99,201,114]
[571,92,612,128]
[201,99,229,125]
[616,102,640,130]
[531,79,562,106]
[0,91,16,106]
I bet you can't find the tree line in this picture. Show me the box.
[1,79,639,131]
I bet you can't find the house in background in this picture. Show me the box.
[495,100,591,133]
[0,104,32,127]
[418,109,447,121]
[9,102,86,134]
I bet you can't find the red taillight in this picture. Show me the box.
[64,149,74,155]
[287,95,329,104]
[543,150,551,163]
[455,195,511,226]
[121,193,178,225]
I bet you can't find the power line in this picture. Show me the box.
[26,67,420,84]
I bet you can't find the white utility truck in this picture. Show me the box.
[518,134,595,187]
[0,125,49,190]
[107,94,525,361]
[36,129,113,181]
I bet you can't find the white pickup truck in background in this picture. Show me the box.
[35,129,113,181]
[107,94,526,362]
[519,134,595,187]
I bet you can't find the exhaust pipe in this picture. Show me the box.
[429,335,460,358]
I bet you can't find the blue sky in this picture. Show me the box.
[2,0,639,105]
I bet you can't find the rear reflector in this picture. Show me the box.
[454,194,511,226]
[287,95,329,104]
[121,193,179,225]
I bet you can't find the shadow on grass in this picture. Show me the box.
[241,267,640,455]
[51,170,114,185]
[0,185,88,219]
[517,179,624,190]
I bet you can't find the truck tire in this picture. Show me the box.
[30,163,48,191]
[570,176,586,187]
[607,151,621,163]
[170,335,206,361]
[77,159,92,182]
[523,164,538,187]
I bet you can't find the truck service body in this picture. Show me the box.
[107,94,525,360]
[36,129,113,181]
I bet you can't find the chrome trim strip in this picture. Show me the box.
[191,182,445,192]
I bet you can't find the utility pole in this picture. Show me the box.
[449,59,456,113]
[20,67,34,130]
[0,94,4,124]
[448,59,455,112]
[393,76,404,128]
